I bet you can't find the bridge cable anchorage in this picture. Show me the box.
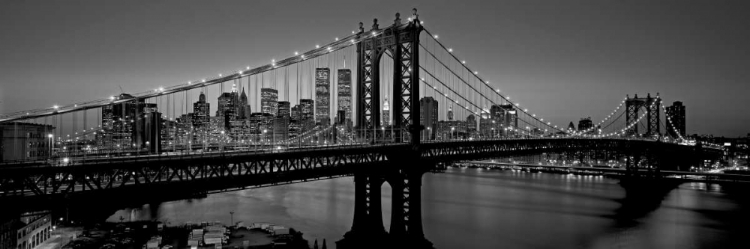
[419,28,568,135]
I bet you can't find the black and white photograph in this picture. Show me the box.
[1,1,749,248]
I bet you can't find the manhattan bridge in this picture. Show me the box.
[0,9,727,248]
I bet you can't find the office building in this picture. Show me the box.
[337,69,352,123]
[193,92,210,128]
[578,117,594,133]
[291,105,301,121]
[420,97,438,140]
[134,107,162,153]
[278,101,291,118]
[261,88,279,116]
[666,101,686,137]
[315,68,331,126]
[101,93,157,148]
[300,99,315,131]
[216,92,238,119]
[466,114,477,133]
[239,87,251,119]
[0,123,55,162]
[567,122,576,132]
[382,98,390,126]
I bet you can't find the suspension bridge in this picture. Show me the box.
[0,9,727,248]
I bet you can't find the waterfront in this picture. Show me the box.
[107,167,750,249]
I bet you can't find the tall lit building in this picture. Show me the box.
[193,92,210,128]
[261,88,278,116]
[216,92,237,118]
[300,99,315,131]
[466,114,477,132]
[500,104,518,129]
[578,117,594,133]
[101,93,157,147]
[666,101,686,137]
[291,104,301,121]
[337,69,352,123]
[420,97,438,140]
[479,107,492,137]
[278,101,291,118]
[382,97,390,126]
[134,107,162,153]
[239,87,251,119]
[315,68,331,126]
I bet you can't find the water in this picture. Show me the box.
[108,168,750,248]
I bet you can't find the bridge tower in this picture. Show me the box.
[356,10,422,144]
[625,93,661,137]
[342,9,432,249]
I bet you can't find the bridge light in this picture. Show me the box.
[462,60,466,64]
[335,37,339,41]
[448,48,453,53]
[474,71,478,75]
[434,35,439,39]
[53,105,59,109]
[202,79,206,83]
[219,73,222,77]
[294,51,299,56]
[316,44,320,49]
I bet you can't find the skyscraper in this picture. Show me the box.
[300,99,315,131]
[420,97,438,140]
[315,68,331,126]
[578,117,594,133]
[216,92,237,118]
[101,93,157,147]
[382,97,390,126]
[291,104,301,121]
[278,101,291,118]
[567,122,576,132]
[666,101,686,137]
[261,88,278,116]
[466,114,477,132]
[193,92,210,128]
[337,69,352,123]
[500,104,518,129]
[239,87,251,119]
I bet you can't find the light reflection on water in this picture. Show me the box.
[109,168,748,248]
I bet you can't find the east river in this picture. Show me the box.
[108,167,750,248]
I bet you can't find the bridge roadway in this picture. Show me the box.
[0,138,721,209]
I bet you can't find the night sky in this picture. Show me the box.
[1,0,748,136]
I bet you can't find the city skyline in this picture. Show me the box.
[1,1,749,136]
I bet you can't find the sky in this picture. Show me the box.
[1,0,748,137]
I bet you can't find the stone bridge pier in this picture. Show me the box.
[338,149,434,249]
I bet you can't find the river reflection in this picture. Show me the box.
[108,168,749,248]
